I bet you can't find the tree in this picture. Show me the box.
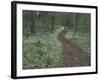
[31,11,37,33]
[51,14,55,31]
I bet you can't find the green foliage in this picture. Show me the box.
[23,11,33,37]
[76,13,90,32]
[23,28,63,69]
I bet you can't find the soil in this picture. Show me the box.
[58,30,89,67]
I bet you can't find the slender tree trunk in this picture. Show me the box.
[51,15,55,31]
[31,11,36,33]
[73,14,76,31]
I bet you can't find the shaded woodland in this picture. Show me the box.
[23,10,91,69]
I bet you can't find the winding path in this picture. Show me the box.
[58,30,89,67]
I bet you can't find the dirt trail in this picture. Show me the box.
[58,30,89,67]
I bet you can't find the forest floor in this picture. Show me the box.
[58,30,89,67]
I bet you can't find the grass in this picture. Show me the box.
[23,28,64,69]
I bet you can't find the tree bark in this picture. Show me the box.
[31,11,36,33]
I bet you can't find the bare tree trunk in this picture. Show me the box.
[31,11,36,33]
[73,13,76,31]
[51,15,55,31]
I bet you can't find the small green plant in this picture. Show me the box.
[23,28,63,69]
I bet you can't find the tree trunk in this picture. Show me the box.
[31,11,36,33]
[51,15,55,31]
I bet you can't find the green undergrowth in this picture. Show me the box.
[23,28,63,69]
